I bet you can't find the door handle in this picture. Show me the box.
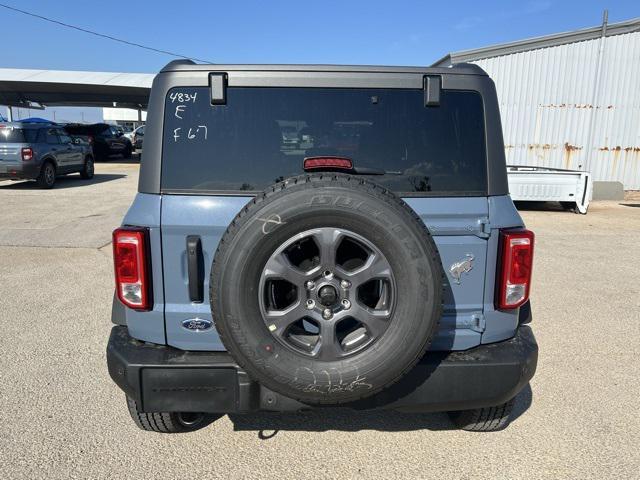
[186,236,204,303]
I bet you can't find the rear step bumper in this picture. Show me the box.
[107,325,538,414]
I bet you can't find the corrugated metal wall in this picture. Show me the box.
[471,31,640,190]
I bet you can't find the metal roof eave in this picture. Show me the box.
[0,68,154,108]
[432,16,640,66]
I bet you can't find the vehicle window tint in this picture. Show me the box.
[46,128,59,144]
[23,129,39,142]
[57,130,72,144]
[35,129,46,143]
[161,87,487,195]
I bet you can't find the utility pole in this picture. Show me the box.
[583,10,608,173]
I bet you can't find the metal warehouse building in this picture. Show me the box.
[434,16,640,192]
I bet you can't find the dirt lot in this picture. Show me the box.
[0,162,638,479]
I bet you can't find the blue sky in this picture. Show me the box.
[2,0,637,122]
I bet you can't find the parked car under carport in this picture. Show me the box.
[65,123,132,161]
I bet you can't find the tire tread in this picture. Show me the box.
[448,398,515,432]
[125,396,213,433]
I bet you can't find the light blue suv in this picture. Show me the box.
[0,121,94,188]
[107,61,538,433]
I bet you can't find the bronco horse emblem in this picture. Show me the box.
[449,254,475,284]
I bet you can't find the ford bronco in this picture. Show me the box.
[107,61,538,433]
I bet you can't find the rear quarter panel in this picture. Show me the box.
[119,193,166,344]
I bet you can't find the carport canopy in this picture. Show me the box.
[0,68,154,110]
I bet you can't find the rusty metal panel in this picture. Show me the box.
[470,30,640,190]
[589,31,640,189]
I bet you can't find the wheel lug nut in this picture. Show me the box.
[306,299,315,310]
[340,280,351,289]
[341,299,351,309]
[322,308,333,320]
[305,280,316,290]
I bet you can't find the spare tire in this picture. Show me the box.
[210,174,443,404]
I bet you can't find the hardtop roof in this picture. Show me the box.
[159,60,487,76]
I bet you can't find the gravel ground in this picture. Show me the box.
[0,163,638,479]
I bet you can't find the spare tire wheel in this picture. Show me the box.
[210,174,443,404]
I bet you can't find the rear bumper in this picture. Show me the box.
[0,162,41,180]
[107,325,538,413]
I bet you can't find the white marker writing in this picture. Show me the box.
[198,125,208,140]
[169,92,198,103]
[173,127,181,142]
[175,105,186,119]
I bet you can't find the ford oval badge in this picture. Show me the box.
[182,318,212,332]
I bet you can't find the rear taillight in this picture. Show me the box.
[496,229,534,310]
[88,135,94,145]
[113,227,152,310]
[21,147,33,161]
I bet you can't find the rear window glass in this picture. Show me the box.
[0,127,38,143]
[161,87,487,195]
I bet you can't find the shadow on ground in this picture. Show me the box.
[100,153,141,164]
[513,201,575,213]
[0,173,126,190]
[227,384,533,438]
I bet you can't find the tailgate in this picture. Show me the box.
[0,144,23,166]
[161,194,489,352]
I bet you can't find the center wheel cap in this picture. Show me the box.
[317,285,338,306]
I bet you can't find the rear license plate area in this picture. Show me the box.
[141,368,238,412]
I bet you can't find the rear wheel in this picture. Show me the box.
[448,398,515,432]
[36,161,56,189]
[80,156,94,179]
[125,396,216,433]
[123,144,132,159]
